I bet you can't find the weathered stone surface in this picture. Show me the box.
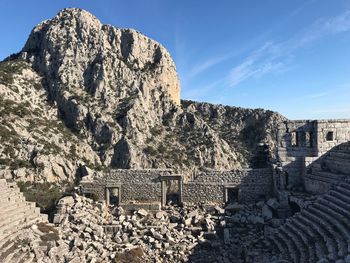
[0,8,285,182]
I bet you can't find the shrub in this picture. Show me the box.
[17,181,75,216]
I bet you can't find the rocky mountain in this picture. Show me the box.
[0,8,285,182]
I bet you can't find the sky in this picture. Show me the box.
[0,0,350,120]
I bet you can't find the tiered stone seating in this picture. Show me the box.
[0,179,47,262]
[305,142,350,194]
[267,180,350,262]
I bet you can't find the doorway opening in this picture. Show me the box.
[225,187,239,203]
[161,175,183,207]
[106,187,120,206]
[165,180,180,205]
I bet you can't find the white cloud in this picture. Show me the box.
[227,10,350,88]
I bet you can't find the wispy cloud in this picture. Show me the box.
[307,92,328,98]
[182,78,224,101]
[188,54,233,78]
[228,42,287,87]
[227,10,350,88]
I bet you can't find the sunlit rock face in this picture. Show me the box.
[0,8,285,182]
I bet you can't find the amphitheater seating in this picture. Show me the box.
[305,142,350,194]
[267,178,350,262]
[0,179,47,263]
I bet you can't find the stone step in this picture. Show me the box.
[323,159,350,175]
[280,224,307,263]
[338,181,350,189]
[1,187,21,195]
[328,151,350,160]
[0,186,22,194]
[9,250,29,263]
[329,190,350,204]
[314,202,350,240]
[305,174,338,185]
[302,211,338,260]
[0,208,38,230]
[308,169,345,182]
[337,143,350,151]
[266,236,284,254]
[299,214,336,262]
[276,229,298,263]
[1,204,39,223]
[1,190,24,200]
[307,206,347,257]
[0,217,44,247]
[336,185,350,195]
[0,209,41,235]
[0,195,26,206]
[2,247,27,263]
[321,195,350,223]
[285,220,315,262]
[0,201,35,216]
[293,216,325,261]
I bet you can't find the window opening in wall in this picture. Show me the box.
[326,131,334,141]
[304,131,314,147]
[291,132,297,146]
[296,132,300,146]
[300,132,306,147]
[226,187,239,203]
[109,187,119,206]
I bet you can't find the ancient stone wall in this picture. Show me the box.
[183,168,273,203]
[80,168,273,205]
[80,169,172,204]
[276,119,350,192]
[182,183,224,203]
[315,120,350,155]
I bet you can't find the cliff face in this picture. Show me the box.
[0,8,285,182]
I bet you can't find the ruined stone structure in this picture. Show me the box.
[262,119,350,262]
[275,119,350,194]
[0,179,47,262]
[80,168,273,208]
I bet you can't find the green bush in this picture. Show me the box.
[17,181,74,215]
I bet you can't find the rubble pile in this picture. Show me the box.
[47,195,270,263]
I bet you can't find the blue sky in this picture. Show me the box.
[0,0,350,120]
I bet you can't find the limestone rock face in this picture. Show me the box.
[0,8,285,182]
[22,8,180,105]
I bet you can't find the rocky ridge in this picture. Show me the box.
[0,8,285,182]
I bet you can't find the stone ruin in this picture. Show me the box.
[79,168,273,210]
[1,118,350,262]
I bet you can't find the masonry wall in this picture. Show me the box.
[80,169,172,203]
[182,183,223,203]
[316,120,350,156]
[183,168,273,203]
[81,168,273,205]
[276,120,317,187]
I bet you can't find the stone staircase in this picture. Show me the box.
[267,178,350,263]
[0,178,48,263]
[305,142,350,194]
